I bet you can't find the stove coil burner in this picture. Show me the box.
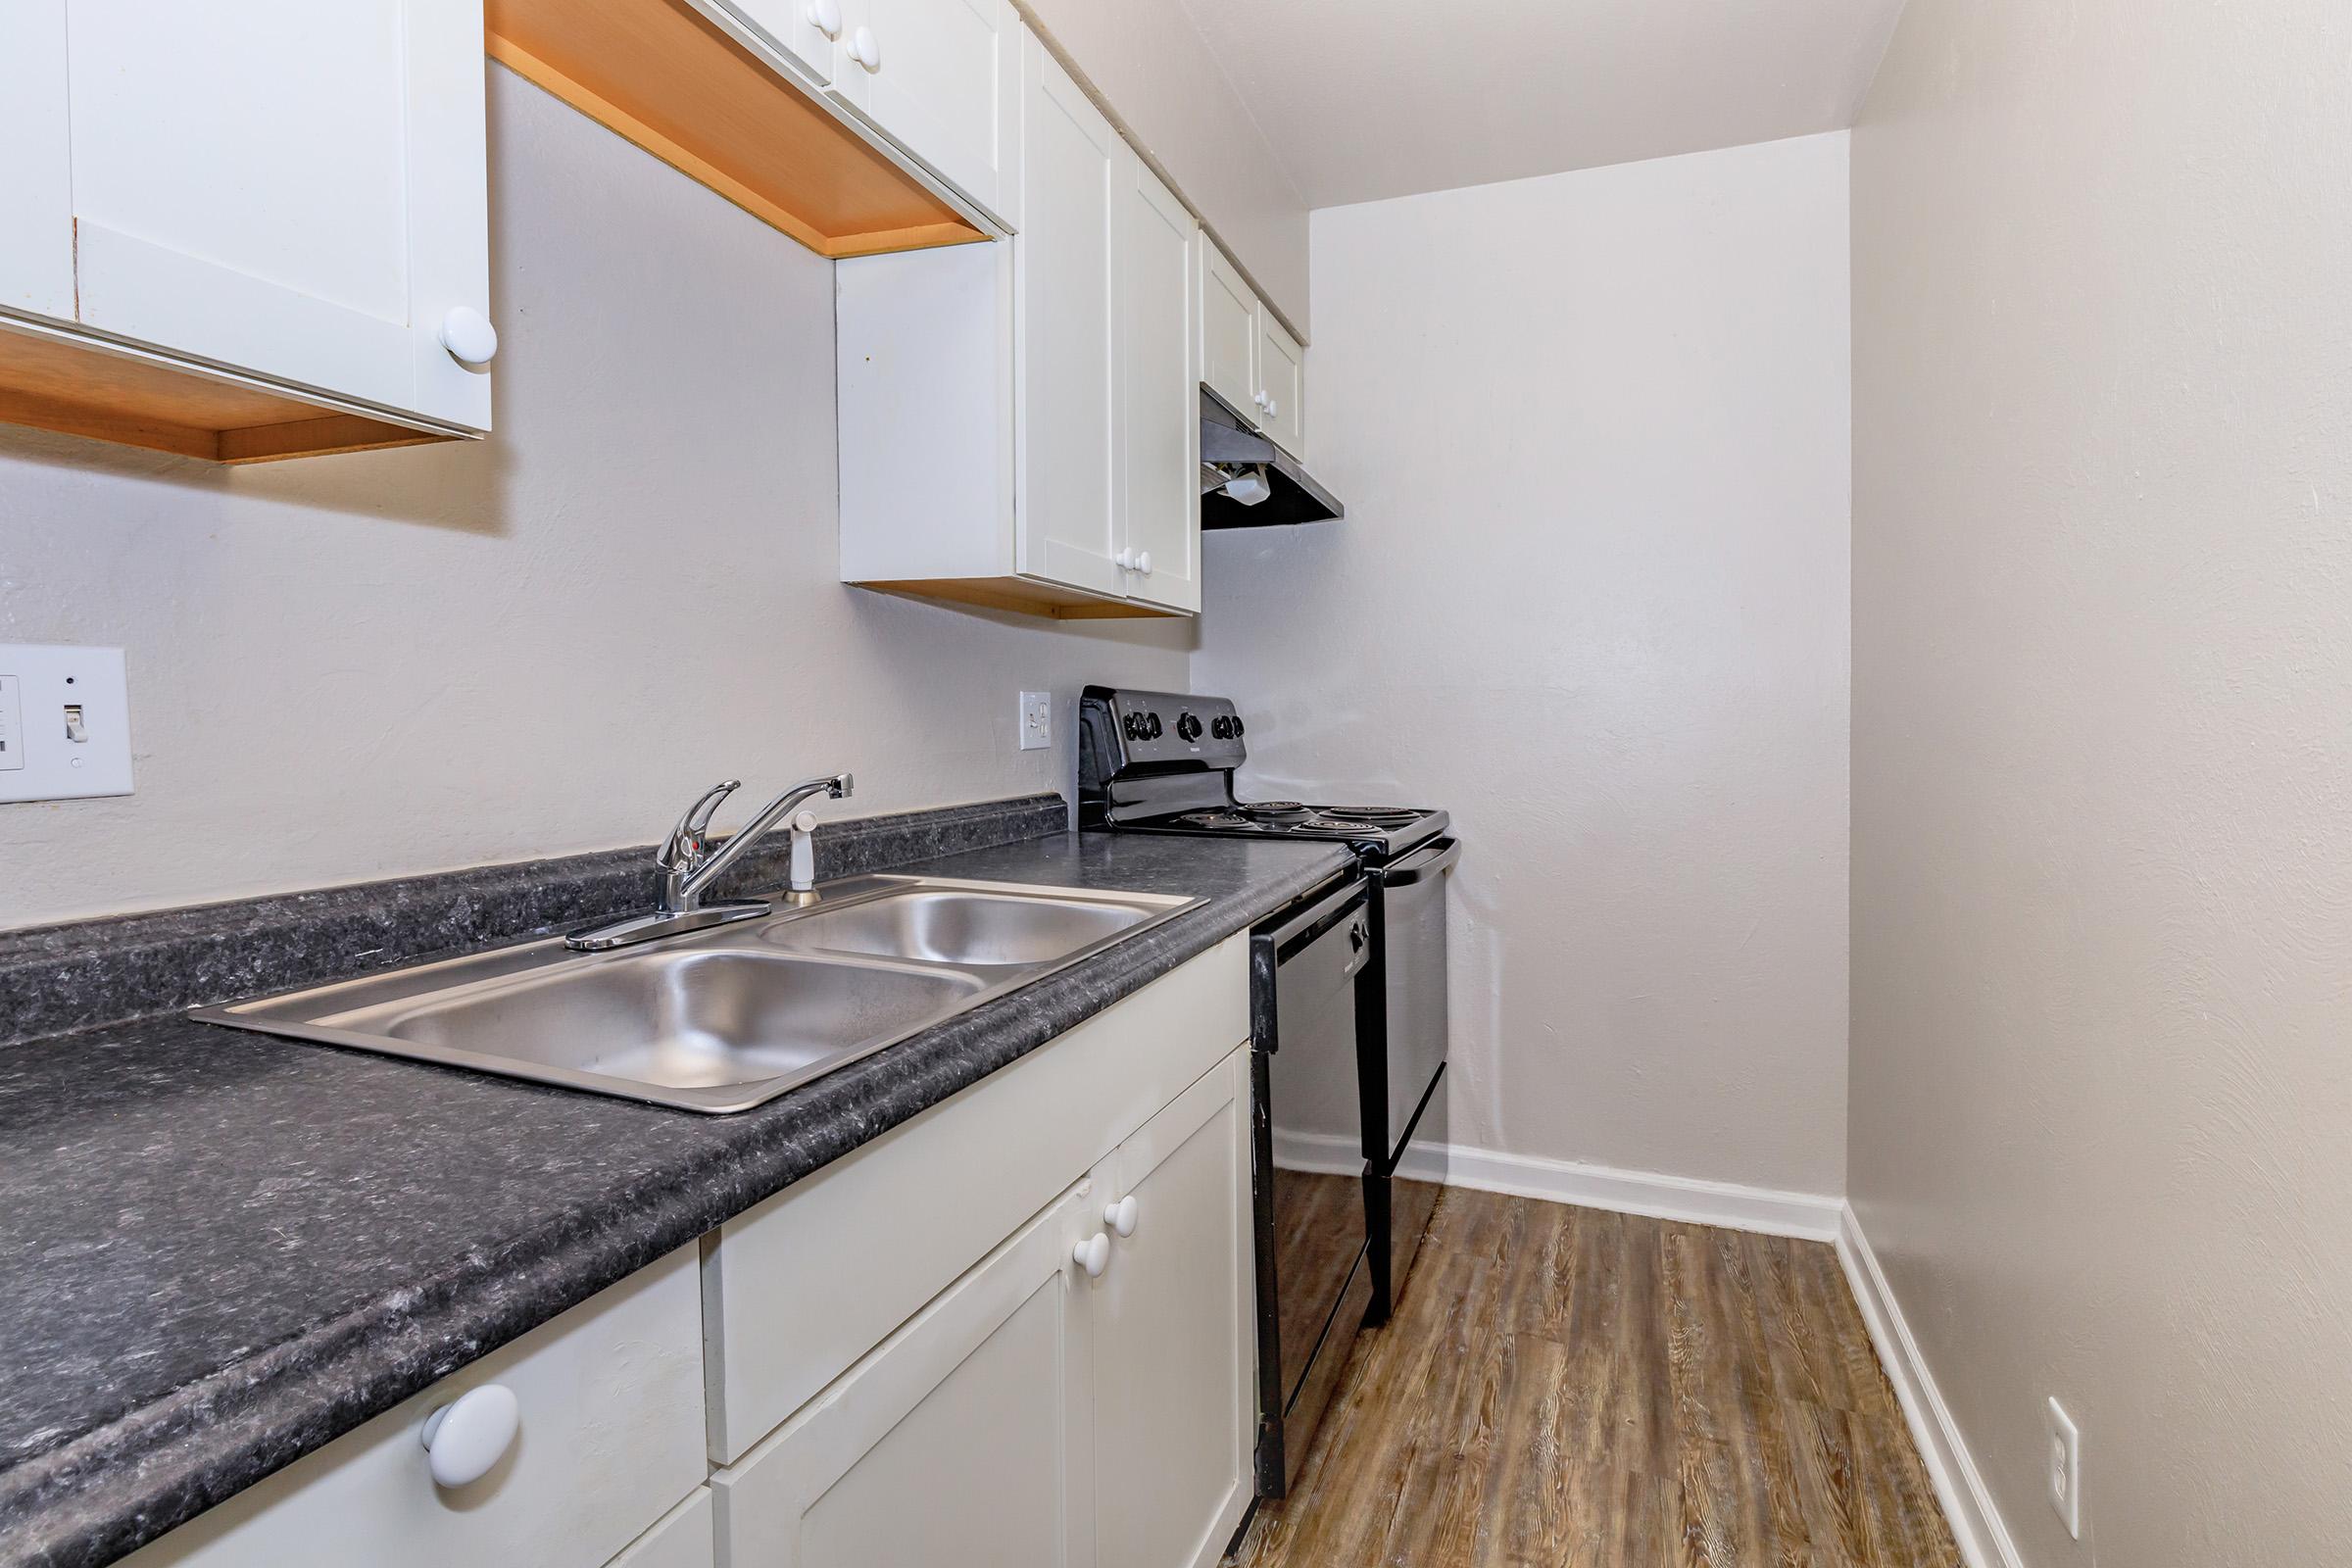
[1319,807,1422,824]
[1239,801,1311,820]
[1302,816,1388,834]
[1177,811,1259,829]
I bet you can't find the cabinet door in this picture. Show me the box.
[0,6,73,320]
[1014,29,1123,599]
[1255,311,1305,460]
[1113,146,1201,614]
[1096,1051,1254,1568]
[713,1181,1099,1568]
[44,0,491,430]
[1196,239,1257,421]
[833,0,1019,226]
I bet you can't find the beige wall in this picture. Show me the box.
[1850,1,2352,1562]
[1016,0,1310,335]
[0,68,1189,930]
[1195,132,1852,1197]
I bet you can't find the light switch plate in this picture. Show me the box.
[0,645,133,803]
[1019,691,1052,751]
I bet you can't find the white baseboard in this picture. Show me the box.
[1835,1205,2023,1568]
[1269,1129,1842,1243]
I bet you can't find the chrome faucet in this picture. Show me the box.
[568,772,854,952]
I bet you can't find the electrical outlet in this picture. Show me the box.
[1018,691,1052,752]
[2045,1396,2082,1539]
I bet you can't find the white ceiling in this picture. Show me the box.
[1175,0,1908,210]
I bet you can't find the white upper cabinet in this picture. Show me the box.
[721,0,837,84]
[827,0,1021,227]
[1113,149,1202,614]
[1254,312,1305,460]
[1196,241,1257,423]
[1014,29,1123,599]
[1,0,493,433]
[1194,236,1307,461]
[834,21,1210,619]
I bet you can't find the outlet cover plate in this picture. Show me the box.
[0,645,134,803]
[2046,1396,2082,1539]
[1019,691,1052,752]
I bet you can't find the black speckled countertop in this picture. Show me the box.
[0,825,1351,1568]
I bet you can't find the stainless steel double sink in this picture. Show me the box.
[195,877,1200,1112]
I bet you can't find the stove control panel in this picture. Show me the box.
[1080,686,1247,776]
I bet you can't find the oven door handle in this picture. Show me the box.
[1381,837,1460,887]
[1266,874,1371,956]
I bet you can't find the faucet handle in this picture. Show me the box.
[660,779,740,874]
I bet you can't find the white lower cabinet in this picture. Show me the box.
[122,1247,708,1568]
[1094,1052,1254,1568]
[711,1181,1100,1566]
[713,1047,1253,1568]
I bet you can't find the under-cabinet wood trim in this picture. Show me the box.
[482,0,992,260]
[0,318,464,464]
[854,576,1185,620]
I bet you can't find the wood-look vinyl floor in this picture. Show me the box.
[1232,1188,1963,1568]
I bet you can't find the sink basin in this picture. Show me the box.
[761,889,1154,967]
[329,950,983,1094]
[193,875,1200,1112]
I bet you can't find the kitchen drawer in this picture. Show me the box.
[609,1487,715,1568]
[123,1248,707,1568]
[702,934,1248,1462]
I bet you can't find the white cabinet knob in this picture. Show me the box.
[1253,389,1268,410]
[847,24,880,70]
[419,1384,519,1488]
[1103,1195,1139,1238]
[1264,397,1279,418]
[1134,551,1152,576]
[1073,1232,1111,1279]
[1114,547,1135,570]
[805,0,842,35]
[437,306,498,368]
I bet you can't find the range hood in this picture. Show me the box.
[1200,385,1343,527]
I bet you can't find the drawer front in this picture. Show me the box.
[704,935,1248,1461]
[610,1487,715,1568]
[125,1248,707,1568]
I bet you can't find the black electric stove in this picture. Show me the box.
[1079,686,1457,1504]
[1077,687,1447,861]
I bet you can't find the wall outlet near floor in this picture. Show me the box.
[1018,691,1052,751]
[0,645,134,803]
[2045,1396,2082,1539]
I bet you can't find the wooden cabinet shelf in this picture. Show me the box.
[484,0,990,259]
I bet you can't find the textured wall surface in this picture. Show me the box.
[1850,0,2352,1561]
[0,68,1189,929]
[1194,133,1852,1195]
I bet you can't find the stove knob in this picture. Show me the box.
[1122,712,1145,742]
[1231,715,1246,737]
[1207,716,1226,740]
[1145,712,1163,739]
[1176,711,1203,742]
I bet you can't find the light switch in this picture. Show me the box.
[0,646,133,803]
